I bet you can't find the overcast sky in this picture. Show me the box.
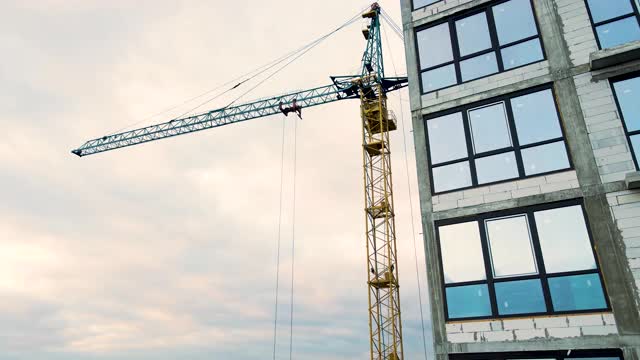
[0,1,432,359]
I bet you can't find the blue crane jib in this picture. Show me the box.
[71,76,406,157]
[71,3,407,158]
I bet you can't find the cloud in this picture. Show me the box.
[0,0,432,359]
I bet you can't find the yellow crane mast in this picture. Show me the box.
[360,81,404,360]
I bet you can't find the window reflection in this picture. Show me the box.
[468,102,512,154]
[501,38,544,70]
[521,141,570,176]
[492,0,538,45]
[549,274,607,312]
[446,284,492,318]
[475,152,519,184]
[439,222,486,283]
[632,135,640,162]
[535,206,597,273]
[427,113,468,164]
[417,23,453,69]
[433,162,472,193]
[460,52,499,81]
[586,0,634,23]
[425,86,570,193]
[613,77,640,132]
[495,279,546,315]
[485,215,538,278]
[511,89,562,145]
[456,12,492,56]
[421,64,457,93]
[439,202,609,320]
[612,75,640,169]
[596,17,640,49]
[416,0,543,93]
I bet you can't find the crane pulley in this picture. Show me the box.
[71,3,407,359]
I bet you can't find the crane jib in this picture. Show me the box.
[71,76,407,157]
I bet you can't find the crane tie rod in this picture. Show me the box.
[221,8,365,111]
[102,6,367,137]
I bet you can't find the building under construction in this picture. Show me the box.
[400,0,640,359]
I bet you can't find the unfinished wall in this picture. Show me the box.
[446,314,617,343]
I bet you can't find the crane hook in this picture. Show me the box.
[279,99,302,119]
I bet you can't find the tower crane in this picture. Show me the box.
[72,4,408,359]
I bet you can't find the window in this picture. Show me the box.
[413,0,442,10]
[611,74,640,170]
[425,85,571,194]
[437,200,609,320]
[585,0,640,49]
[451,349,623,360]
[416,0,545,93]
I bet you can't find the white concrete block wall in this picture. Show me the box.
[432,171,579,212]
[412,0,485,23]
[574,73,637,182]
[445,313,617,343]
[607,190,640,299]
[421,61,550,109]
[556,0,598,66]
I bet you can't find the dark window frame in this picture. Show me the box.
[610,72,640,170]
[424,84,574,195]
[451,349,623,360]
[414,0,546,94]
[584,0,640,50]
[412,0,444,11]
[435,199,611,321]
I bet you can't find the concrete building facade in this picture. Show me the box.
[400,1,640,360]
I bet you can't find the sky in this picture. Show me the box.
[0,1,432,359]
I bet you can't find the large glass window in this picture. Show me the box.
[535,206,597,273]
[437,201,609,320]
[486,215,538,278]
[416,0,545,93]
[439,222,486,283]
[450,349,623,360]
[425,85,571,194]
[612,75,640,170]
[585,0,640,49]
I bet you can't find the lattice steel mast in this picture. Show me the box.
[358,5,404,359]
[71,4,406,359]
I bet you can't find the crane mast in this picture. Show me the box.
[72,4,406,359]
[358,5,403,359]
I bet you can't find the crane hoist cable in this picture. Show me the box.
[271,114,300,360]
[272,114,287,360]
[382,23,429,360]
[289,113,299,360]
